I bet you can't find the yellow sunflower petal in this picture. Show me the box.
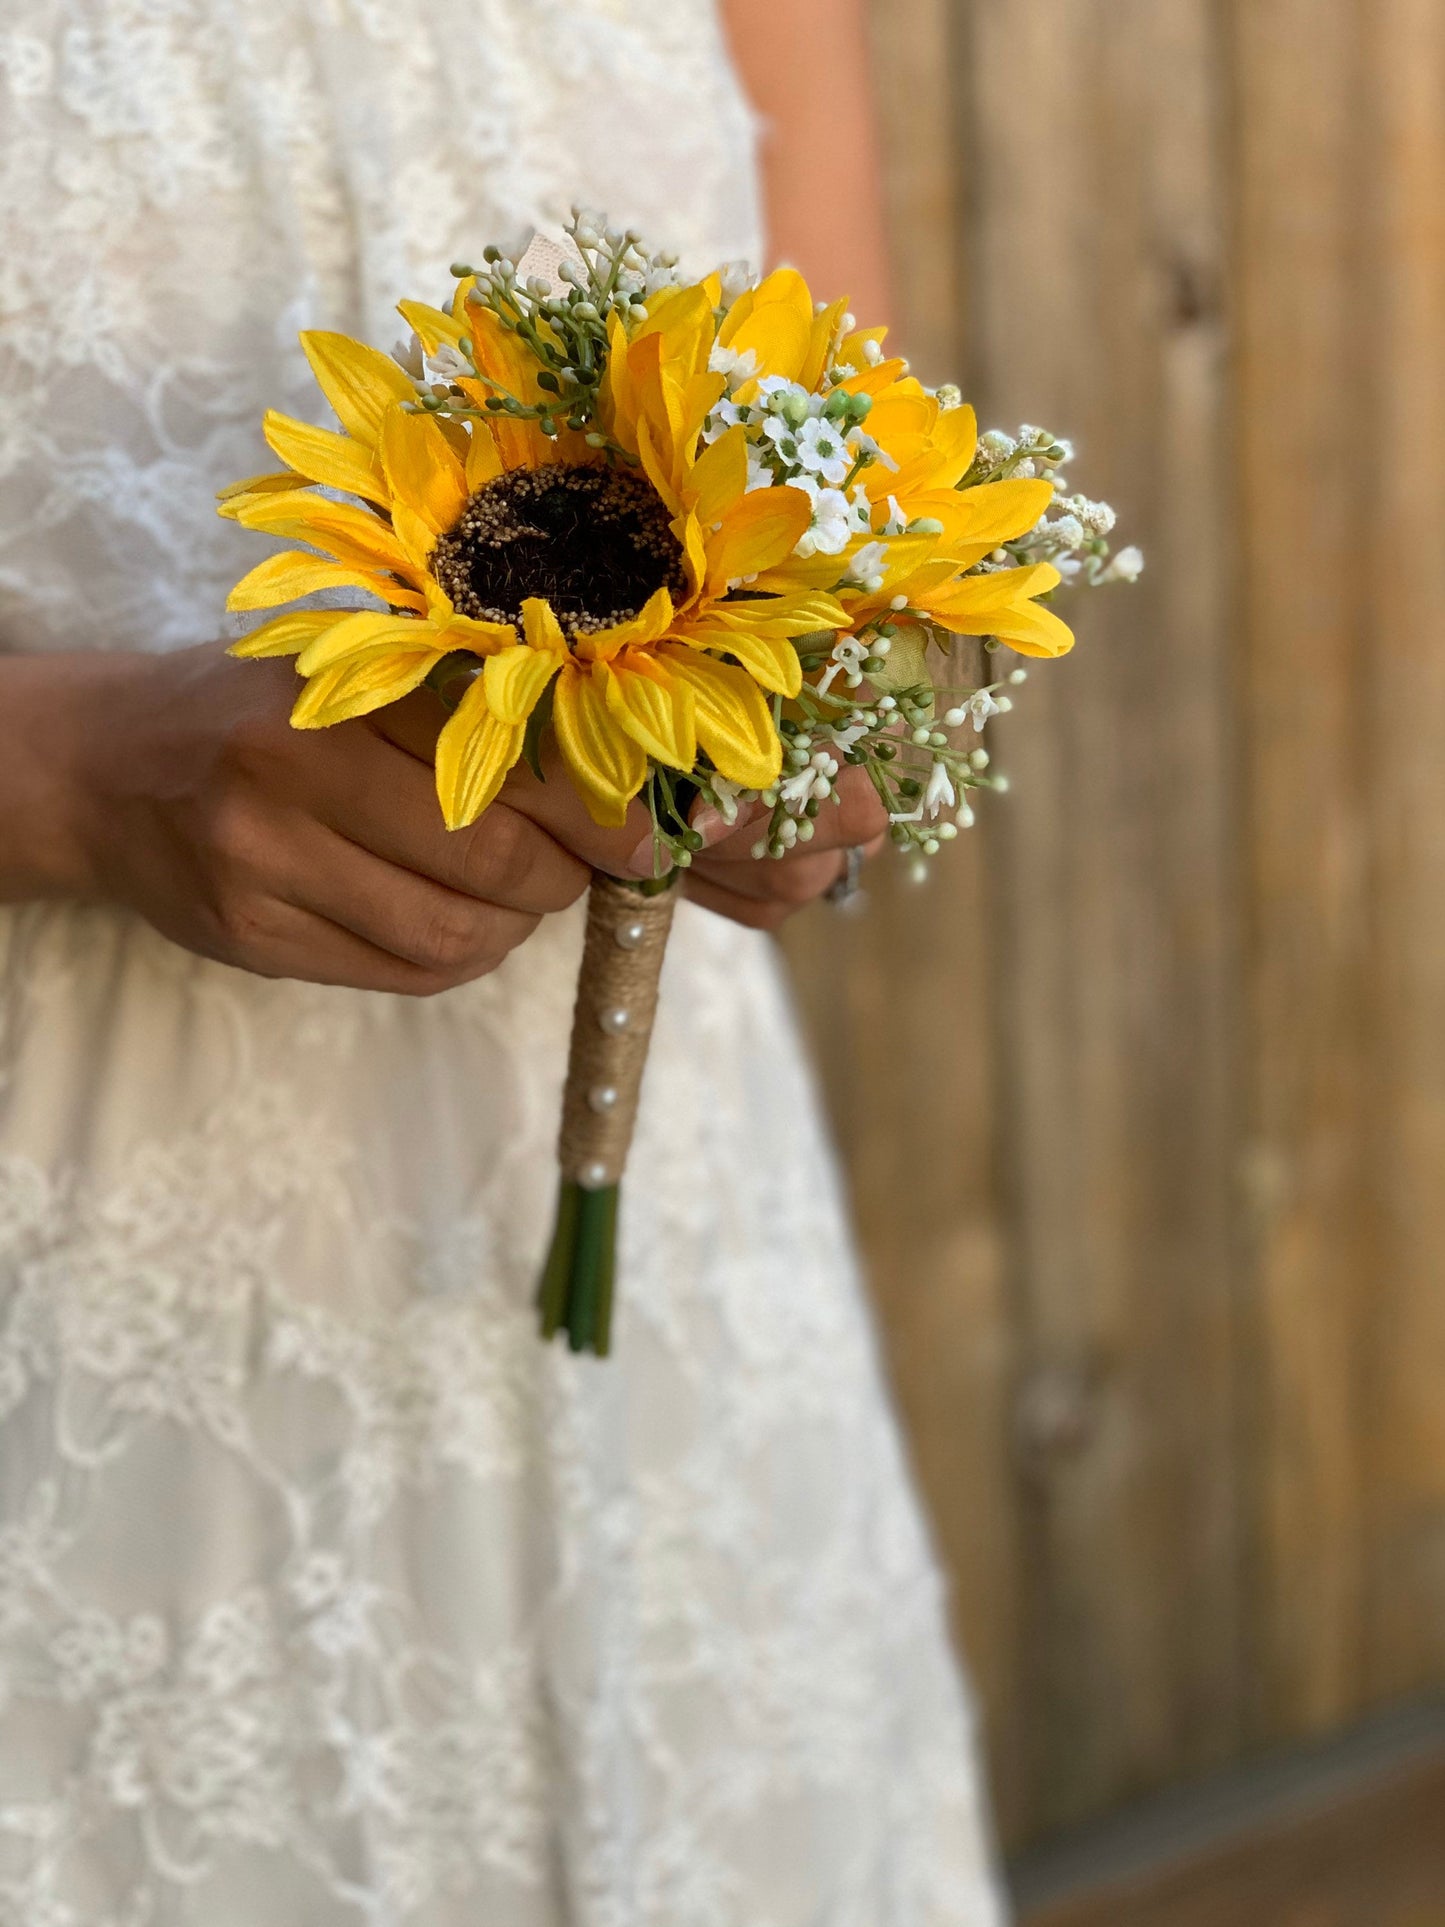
[216,470,297,508]
[263,410,388,505]
[228,609,341,660]
[299,331,417,448]
[465,422,505,491]
[984,601,1076,658]
[435,673,526,830]
[552,662,648,827]
[229,490,414,578]
[800,295,850,395]
[397,299,464,354]
[686,425,748,526]
[937,478,1055,556]
[294,611,435,677]
[581,587,675,662]
[225,550,425,613]
[677,622,802,698]
[602,654,696,770]
[705,486,813,592]
[380,407,469,536]
[635,283,717,380]
[291,643,446,729]
[484,642,562,726]
[659,647,783,789]
[520,596,569,657]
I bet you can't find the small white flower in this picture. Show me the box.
[1106,544,1146,583]
[846,427,898,472]
[392,331,425,381]
[795,416,852,485]
[844,539,889,585]
[862,339,884,366]
[924,760,956,817]
[719,259,754,304]
[709,342,760,385]
[966,689,1001,732]
[745,447,775,492]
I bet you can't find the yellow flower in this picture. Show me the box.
[221,283,847,830]
[756,337,1075,660]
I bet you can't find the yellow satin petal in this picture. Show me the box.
[230,490,414,578]
[484,642,561,725]
[225,550,424,614]
[397,299,464,354]
[602,654,697,771]
[291,643,445,728]
[552,663,648,827]
[380,408,469,536]
[635,283,716,380]
[216,470,296,508]
[940,478,1055,553]
[262,410,388,505]
[294,611,435,676]
[800,295,849,394]
[660,648,783,789]
[985,601,1076,658]
[678,622,802,698]
[636,414,683,518]
[228,609,340,660]
[686,425,747,526]
[520,596,569,657]
[465,422,505,491]
[926,562,1062,615]
[299,332,416,449]
[435,673,526,830]
[705,487,812,592]
[580,587,674,662]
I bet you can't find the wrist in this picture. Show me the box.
[0,652,138,904]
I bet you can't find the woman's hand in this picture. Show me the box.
[0,641,885,992]
[0,642,655,995]
[682,773,888,929]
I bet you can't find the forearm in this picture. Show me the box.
[0,653,111,903]
[722,0,894,326]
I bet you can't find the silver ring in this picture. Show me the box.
[825,843,866,911]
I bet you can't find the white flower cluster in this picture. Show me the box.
[970,424,1144,587]
[703,345,900,560]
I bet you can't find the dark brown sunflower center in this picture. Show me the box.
[431,463,687,637]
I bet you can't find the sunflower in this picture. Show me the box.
[221,277,848,830]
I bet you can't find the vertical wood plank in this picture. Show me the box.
[1359,0,1445,1704]
[784,0,1033,1842]
[963,0,1241,1832]
[1230,0,1376,1739]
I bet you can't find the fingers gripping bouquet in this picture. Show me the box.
[220,211,1139,1356]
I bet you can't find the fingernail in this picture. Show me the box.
[626,834,674,880]
[693,800,764,848]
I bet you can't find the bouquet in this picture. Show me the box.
[220,211,1140,1356]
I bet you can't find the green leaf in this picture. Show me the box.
[521,679,556,783]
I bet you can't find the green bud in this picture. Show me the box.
[898,777,923,798]
[889,824,910,845]
[848,391,873,420]
[482,245,502,263]
[823,388,852,421]
[781,393,809,428]
[449,261,474,279]
[876,742,897,761]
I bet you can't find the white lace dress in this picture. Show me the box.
[0,5,1004,1922]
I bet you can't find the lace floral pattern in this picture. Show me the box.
[0,4,1003,1921]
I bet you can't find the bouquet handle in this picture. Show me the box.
[537,872,678,1353]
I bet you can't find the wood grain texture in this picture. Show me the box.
[784,0,1445,1859]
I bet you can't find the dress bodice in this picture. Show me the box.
[0,0,762,656]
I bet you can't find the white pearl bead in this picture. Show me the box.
[578,1160,610,1189]
[598,1006,631,1034]
[587,1084,620,1114]
[614,919,647,950]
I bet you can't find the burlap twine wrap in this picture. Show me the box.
[558,876,678,1188]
